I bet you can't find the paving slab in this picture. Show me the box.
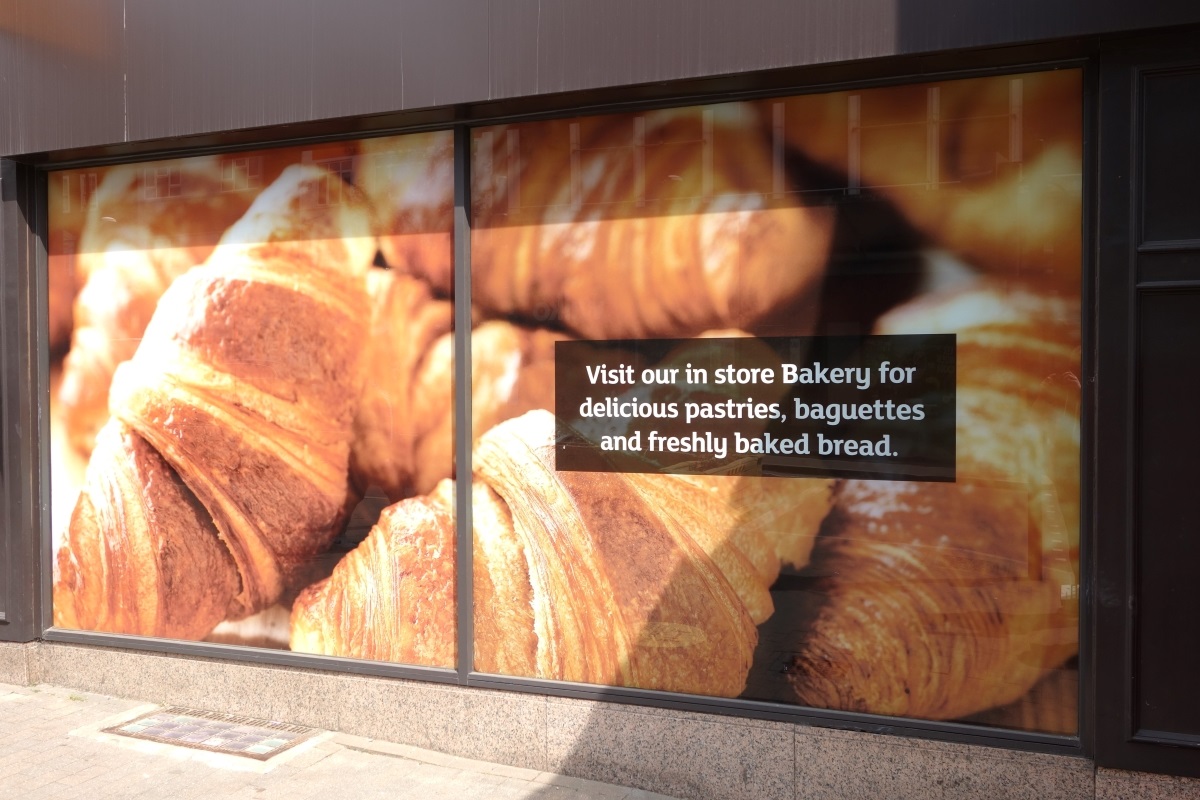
[0,683,678,800]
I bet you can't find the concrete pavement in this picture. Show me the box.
[0,682,678,800]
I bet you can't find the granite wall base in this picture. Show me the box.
[0,641,30,685]
[7,641,1198,800]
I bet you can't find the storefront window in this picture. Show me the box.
[46,68,1083,735]
[467,69,1082,733]
[48,131,458,667]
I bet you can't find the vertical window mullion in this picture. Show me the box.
[453,125,474,685]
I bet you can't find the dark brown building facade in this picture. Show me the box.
[2,2,1200,795]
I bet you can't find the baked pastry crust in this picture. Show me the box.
[350,267,565,501]
[294,410,834,696]
[355,132,455,293]
[54,164,377,634]
[471,106,836,338]
[788,284,1080,719]
[58,157,263,456]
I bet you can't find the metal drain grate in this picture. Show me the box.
[104,707,315,760]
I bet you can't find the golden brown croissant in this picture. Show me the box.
[350,269,453,500]
[681,471,832,576]
[355,132,455,293]
[787,284,1080,722]
[54,164,377,635]
[415,320,564,495]
[56,141,360,458]
[470,105,836,338]
[290,480,459,667]
[57,157,265,456]
[770,70,1082,287]
[72,157,267,292]
[350,268,564,501]
[54,419,241,638]
[293,410,833,695]
[350,292,826,549]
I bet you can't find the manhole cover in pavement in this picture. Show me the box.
[103,707,315,760]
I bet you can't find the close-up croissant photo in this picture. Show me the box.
[47,67,1082,737]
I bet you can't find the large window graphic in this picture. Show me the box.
[49,69,1081,735]
[49,132,458,666]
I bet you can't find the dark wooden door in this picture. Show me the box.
[1095,26,1200,777]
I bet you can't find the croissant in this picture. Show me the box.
[350,269,453,500]
[54,164,377,635]
[770,69,1082,287]
[57,142,362,458]
[409,319,563,495]
[298,411,811,693]
[470,105,836,338]
[786,284,1080,722]
[350,293,832,554]
[57,157,264,456]
[290,479,459,667]
[350,267,563,501]
[355,132,455,294]
[53,418,241,638]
